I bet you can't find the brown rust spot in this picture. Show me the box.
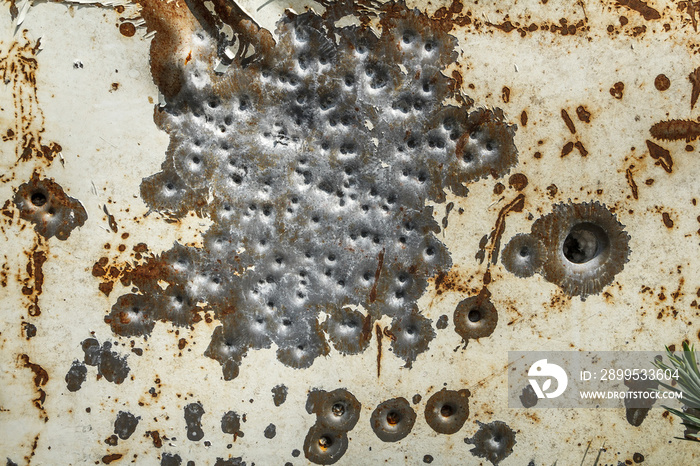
[146,430,163,448]
[520,110,527,127]
[610,81,625,99]
[616,0,661,20]
[560,141,574,157]
[650,120,700,142]
[662,212,674,228]
[508,173,528,192]
[574,141,588,157]
[655,74,671,91]
[178,338,187,350]
[119,22,136,37]
[501,86,510,103]
[493,182,505,195]
[561,109,576,134]
[690,67,700,110]
[102,454,123,464]
[626,167,639,200]
[103,205,118,233]
[19,354,48,421]
[576,106,591,123]
[645,140,673,173]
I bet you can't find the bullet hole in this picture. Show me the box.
[370,397,416,442]
[30,192,47,207]
[423,455,433,463]
[304,389,360,464]
[304,425,348,465]
[454,296,498,344]
[272,384,288,406]
[114,411,140,440]
[14,175,88,240]
[184,402,205,441]
[424,388,470,434]
[562,223,608,264]
[221,411,243,437]
[519,385,538,408]
[264,423,277,439]
[161,453,182,466]
[465,421,517,465]
[501,234,544,278]
[531,202,630,298]
[65,361,87,392]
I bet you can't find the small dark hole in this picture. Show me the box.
[192,156,201,165]
[468,310,481,322]
[519,247,530,258]
[282,318,291,326]
[440,404,454,417]
[30,192,47,207]
[386,411,400,425]
[332,403,345,416]
[319,435,333,450]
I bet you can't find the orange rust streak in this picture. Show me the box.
[487,194,525,265]
[626,166,639,200]
[369,248,385,303]
[375,323,382,378]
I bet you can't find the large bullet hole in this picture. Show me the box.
[529,202,630,298]
[562,223,609,264]
[424,388,470,435]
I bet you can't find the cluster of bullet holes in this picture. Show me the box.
[14,174,87,240]
[304,389,361,464]
[502,202,630,298]
[64,338,130,390]
[121,1,519,379]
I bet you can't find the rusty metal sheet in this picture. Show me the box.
[1,0,699,464]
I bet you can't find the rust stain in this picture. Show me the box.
[655,74,671,91]
[0,32,60,165]
[561,141,574,157]
[375,323,382,378]
[574,141,588,157]
[662,212,674,228]
[21,237,47,317]
[508,173,528,192]
[119,22,136,37]
[610,81,625,99]
[368,248,385,304]
[576,106,591,123]
[690,67,700,109]
[501,86,510,103]
[485,194,526,265]
[102,454,123,464]
[19,354,49,422]
[626,166,639,200]
[645,140,674,172]
[103,205,118,233]
[520,110,528,127]
[650,120,700,142]
[146,430,163,448]
[616,0,661,20]
[561,109,576,134]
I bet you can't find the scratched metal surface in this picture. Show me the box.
[1,0,700,465]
